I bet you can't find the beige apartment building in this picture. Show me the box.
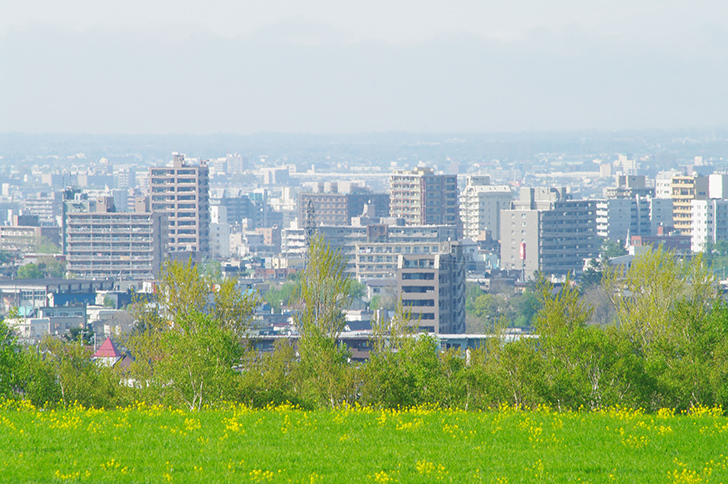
[63,195,167,280]
[671,175,708,236]
[390,166,458,226]
[149,154,210,259]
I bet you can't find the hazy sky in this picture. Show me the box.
[1,1,727,134]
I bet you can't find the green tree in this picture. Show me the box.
[464,322,546,409]
[138,312,243,410]
[264,275,301,313]
[16,258,66,279]
[17,263,42,279]
[199,259,222,282]
[236,340,306,408]
[16,349,61,407]
[581,258,603,288]
[0,319,21,399]
[362,304,448,408]
[126,259,259,409]
[63,326,94,345]
[511,289,541,328]
[38,237,61,254]
[134,258,258,336]
[350,280,366,299]
[0,251,15,265]
[601,238,627,260]
[24,337,121,408]
[294,235,356,407]
[42,258,66,278]
[534,277,605,409]
[602,249,720,410]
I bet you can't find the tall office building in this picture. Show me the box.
[149,154,210,259]
[390,167,458,226]
[459,175,513,241]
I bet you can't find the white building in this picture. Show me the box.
[459,175,513,241]
[210,223,231,259]
[709,174,728,200]
[655,170,682,199]
[691,199,728,252]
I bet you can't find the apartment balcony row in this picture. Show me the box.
[67,245,154,253]
[66,227,154,237]
[69,266,154,274]
[68,264,155,272]
[68,254,155,262]
[66,236,156,244]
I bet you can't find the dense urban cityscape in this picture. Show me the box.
[1,131,727,354]
[4,0,728,479]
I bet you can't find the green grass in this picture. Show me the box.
[1,401,727,483]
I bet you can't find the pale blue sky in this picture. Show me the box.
[1,1,726,133]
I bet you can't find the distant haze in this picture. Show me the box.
[1,1,727,134]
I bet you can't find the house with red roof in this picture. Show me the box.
[92,337,123,367]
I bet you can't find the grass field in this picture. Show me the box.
[1,401,727,483]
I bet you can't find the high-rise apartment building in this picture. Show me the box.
[390,167,458,226]
[595,197,651,242]
[63,195,167,280]
[149,154,210,259]
[298,192,390,226]
[396,243,466,334]
[23,191,63,226]
[501,189,598,277]
[459,175,513,241]
[649,198,674,234]
[691,199,728,253]
[671,175,708,236]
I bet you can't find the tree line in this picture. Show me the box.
[1,237,727,413]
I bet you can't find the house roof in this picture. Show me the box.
[93,337,122,358]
